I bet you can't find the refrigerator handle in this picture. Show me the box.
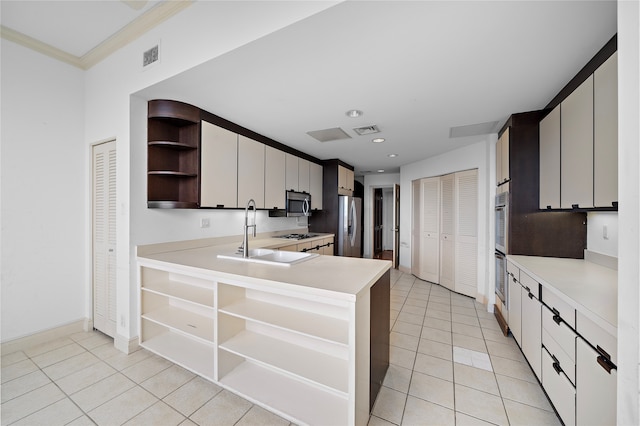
[350,199,357,246]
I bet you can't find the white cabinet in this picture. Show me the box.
[454,169,478,297]
[539,106,561,209]
[593,51,618,208]
[237,136,265,208]
[309,162,323,210]
[496,127,510,188]
[519,272,542,381]
[542,347,576,426]
[561,75,594,208]
[298,158,310,193]
[264,146,286,209]
[575,312,617,426]
[201,121,238,208]
[439,174,455,290]
[285,153,299,191]
[338,165,354,195]
[139,267,216,380]
[508,272,522,345]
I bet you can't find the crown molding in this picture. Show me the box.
[1,0,193,70]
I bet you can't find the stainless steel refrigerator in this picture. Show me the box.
[338,195,362,257]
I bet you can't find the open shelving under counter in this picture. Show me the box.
[137,239,391,425]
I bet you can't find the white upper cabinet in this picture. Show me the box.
[201,121,238,208]
[594,51,618,208]
[265,146,286,210]
[285,153,299,191]
[539,105,561,209]
[561,75,594,209]
[237,135,265,208]
[496,127,510,187]
[309,162,323,210]
[338,165,354,195]
[298,158,310,193]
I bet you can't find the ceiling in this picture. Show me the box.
[2,1,617,176]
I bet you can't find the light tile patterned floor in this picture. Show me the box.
[1,269,561,425]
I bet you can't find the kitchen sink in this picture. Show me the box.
[217,248,318,266]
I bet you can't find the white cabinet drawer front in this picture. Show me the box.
[542,328,575,384]
[519,271,538,295]
[542,288,575,328]
[542,349,576,426]
[576,311,617,364]
[542,306,576,361]
[506,261,519,282]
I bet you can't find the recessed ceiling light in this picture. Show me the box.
[372,138,385,143]
[377,169,385,173]
[388,153,398,158]
[345,109,363,118]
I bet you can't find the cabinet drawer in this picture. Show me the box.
[542,288,575,328]
[542,305,576,361]
[506,261,519,282]
[576,311,617,364]
[519,271,538,296]
[542,348,576,426]
[542,328,575,384]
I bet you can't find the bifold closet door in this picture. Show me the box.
[93,140,117,337]
[454,169,478,297]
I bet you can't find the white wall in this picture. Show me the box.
[399,137,495,305]
[85,2,339,349]
[362,173,400,258]
[617,1,640,423]
[1,40,86,341]
[587,212,618,257]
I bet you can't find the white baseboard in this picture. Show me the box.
[115,334,139,354]
[398,265,411,274]
[0,319,87,354]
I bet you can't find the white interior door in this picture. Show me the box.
[93,140,117,337]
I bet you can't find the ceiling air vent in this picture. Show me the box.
[307,127,352,143]
[353,125,380,136]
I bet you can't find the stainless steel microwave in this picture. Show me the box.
[286,190,311,217]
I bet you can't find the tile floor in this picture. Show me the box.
[1,269,562,425]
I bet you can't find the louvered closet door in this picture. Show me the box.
[454,169,478,297]
[439,174,455,290]
[419,177,440,283]
[93,141,117,337]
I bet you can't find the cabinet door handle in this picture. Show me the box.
[524,286,531,293]
[551,308,562,325]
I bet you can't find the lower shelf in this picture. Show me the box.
[141,330,215,380]
[219,360,348,426]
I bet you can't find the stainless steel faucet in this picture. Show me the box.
[242,199,257,258]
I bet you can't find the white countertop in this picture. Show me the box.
[137,237,391,302]
[508,255,617,336]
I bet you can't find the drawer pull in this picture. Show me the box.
[524,286,531,293]
[596,345,617,373]
[551,354,563,375]
[551,308,562,325]
[528,292,534,300]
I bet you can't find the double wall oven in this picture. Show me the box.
[495,192,509,309]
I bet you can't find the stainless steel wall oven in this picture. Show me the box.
[495,192,509,305]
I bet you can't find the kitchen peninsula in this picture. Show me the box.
[136,234,391,426]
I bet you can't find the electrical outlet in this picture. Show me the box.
[200,218,210,228]
[603,224,608,240]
